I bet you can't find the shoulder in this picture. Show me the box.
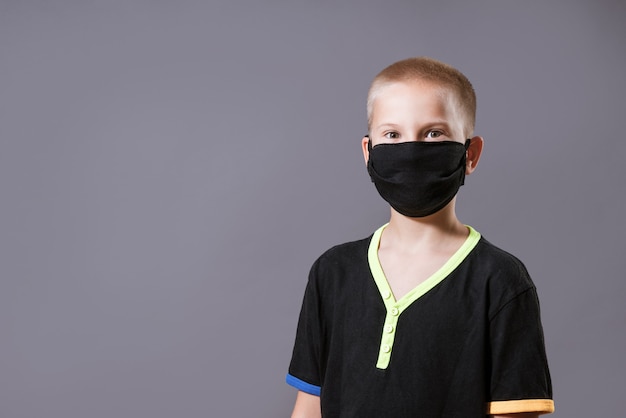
[312,235,370,272]
[306,235,372,288]
[468,236,537,314]
[317,235,370,264]
[472,237,531,278]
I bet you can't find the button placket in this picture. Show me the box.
[376,304,401,369]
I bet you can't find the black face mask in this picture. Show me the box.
[367,137,470,218]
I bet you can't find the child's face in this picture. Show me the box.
[367,80,467,147]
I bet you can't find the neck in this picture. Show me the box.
[383,200,468,249]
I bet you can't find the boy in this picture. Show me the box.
[286,57,554,417]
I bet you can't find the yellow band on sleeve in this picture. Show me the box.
[487,399,555,415]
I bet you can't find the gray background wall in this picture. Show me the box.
[1,0,624,417]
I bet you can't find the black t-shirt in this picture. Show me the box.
[287,225,553,417]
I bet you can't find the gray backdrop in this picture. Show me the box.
[1,1,625,417]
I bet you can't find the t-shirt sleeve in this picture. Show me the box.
[487,284,554,415]
[286,259,323,396]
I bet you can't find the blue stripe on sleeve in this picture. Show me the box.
[286,374,321,396]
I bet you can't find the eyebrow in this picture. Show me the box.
[374,121,453,131]
[373,123,401,131]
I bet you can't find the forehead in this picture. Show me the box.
[373,81,457,111]
[371,80,463,124]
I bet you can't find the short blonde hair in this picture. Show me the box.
[367,57,476,137]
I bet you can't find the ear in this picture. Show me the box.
[361,135,370,166]
[465,136,484,175]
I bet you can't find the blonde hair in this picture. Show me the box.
[367,57,476,137]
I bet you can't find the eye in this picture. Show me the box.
[425,130,444,139]
[384,131,400,139]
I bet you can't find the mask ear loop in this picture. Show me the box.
[460,138,471,186]
[365,135,375,181]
